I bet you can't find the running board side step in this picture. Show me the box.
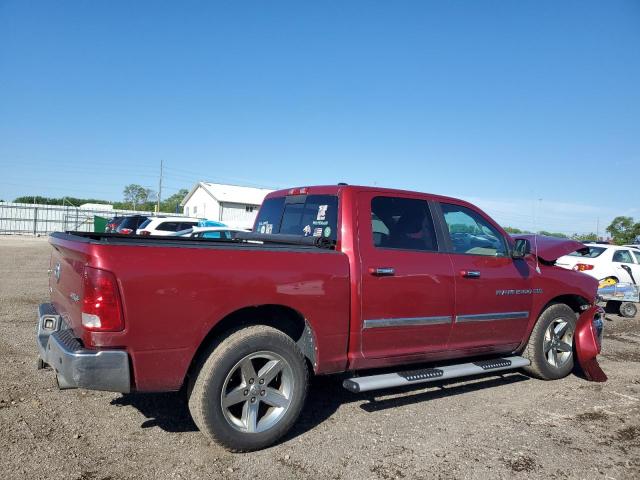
[342,356,531,393]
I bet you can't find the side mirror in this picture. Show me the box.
[512,238,531,259]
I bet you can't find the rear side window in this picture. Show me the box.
[139,219,151,229]
[441,203,507,257]
[179,222,198,230]
[633,251,640,264]
[157,222,180,232]
[370,196,437,251]
[568,247,606,258]
[254,195,338,241]
[613,250,634,263]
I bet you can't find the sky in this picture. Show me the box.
[1,1,639,235]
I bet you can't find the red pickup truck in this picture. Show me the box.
[37,184,606,451]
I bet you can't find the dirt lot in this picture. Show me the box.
[1,236,639,480]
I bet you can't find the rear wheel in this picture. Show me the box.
[523,304,576,380]
[620,302,638,318]
[188,325,308,451]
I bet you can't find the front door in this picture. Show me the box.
[437,202,534,350]
[358,192,455,359]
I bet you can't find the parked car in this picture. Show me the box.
[555,244,640,285]
[623,244,640,251]
[170,226,247,239]
[136,216,201,236]
[115,215,150,235]
[104,216,124,233]
[37,184,605,452]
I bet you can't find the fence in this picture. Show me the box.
[0,202,175,235]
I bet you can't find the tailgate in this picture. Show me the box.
[48,234,93,337]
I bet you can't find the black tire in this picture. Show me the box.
[523,303,577,380]
[620,302,637,318]
[188,325,308,452]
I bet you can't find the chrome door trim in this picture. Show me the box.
[455,311,529,323]
[363,316,452,329]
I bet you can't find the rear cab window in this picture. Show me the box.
[254,194,338,242]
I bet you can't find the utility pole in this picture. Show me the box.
[157,160,163,213]
[596,217,600,241]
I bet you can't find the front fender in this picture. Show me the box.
[575,305,607,382]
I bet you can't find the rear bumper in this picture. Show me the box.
[36,303,131,393]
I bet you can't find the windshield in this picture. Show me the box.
[254,194,338,242]
[568,246,606,258]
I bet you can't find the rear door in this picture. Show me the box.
[612,249,640,284]
[358,192,455,359]
[436,202,534,350]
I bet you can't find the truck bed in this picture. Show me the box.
[47,231,351,391]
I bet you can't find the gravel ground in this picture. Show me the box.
[1,236,639,480]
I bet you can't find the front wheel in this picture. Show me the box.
[188,325,309,451]
[523,303,576,380]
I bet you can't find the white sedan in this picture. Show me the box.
[136,217,202,236]
[555,243,640,284]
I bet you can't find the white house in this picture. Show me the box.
[180,182,274,229]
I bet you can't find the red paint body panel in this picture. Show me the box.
[47,185,606,392]
[575,305,607,382]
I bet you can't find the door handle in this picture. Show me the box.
[370,267,395,277]
[460,270,481,279]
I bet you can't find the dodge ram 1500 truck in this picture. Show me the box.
[37,185,606,451]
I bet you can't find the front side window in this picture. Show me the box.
[254,194,338,242]
[612,250,633,264]
[370,196,437,251]
[441,203,507,256]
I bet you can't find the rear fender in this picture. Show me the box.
[575,305,607,382]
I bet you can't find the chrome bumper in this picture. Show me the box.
[36,303,131,393]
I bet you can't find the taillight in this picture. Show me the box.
[139,230,150,236]
[81,267,124,332]
[119,228,133,234]
[573,263,594,271]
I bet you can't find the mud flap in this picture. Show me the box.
[575,305,607,382]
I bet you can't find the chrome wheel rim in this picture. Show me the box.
[543,318,574,368]
[220,351,294,433]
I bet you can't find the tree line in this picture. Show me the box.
[13,184,189,214]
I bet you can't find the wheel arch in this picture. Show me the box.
[518,293,591,353]
[185,304,317,389]
[538,294,591,317]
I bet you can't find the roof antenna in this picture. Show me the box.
[534,197,541,274]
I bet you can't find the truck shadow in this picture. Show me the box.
[110,372,530,438]
[285,372,530,441]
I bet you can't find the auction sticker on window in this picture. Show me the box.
[317,205,328,221]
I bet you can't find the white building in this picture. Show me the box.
[180,182,274,229]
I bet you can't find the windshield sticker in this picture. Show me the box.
[313,227,323,237]
[303,225,312,236]
[259,224,266,234]
[324,226,332,238]
[317,205,328,221]
[266,224,273,234]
